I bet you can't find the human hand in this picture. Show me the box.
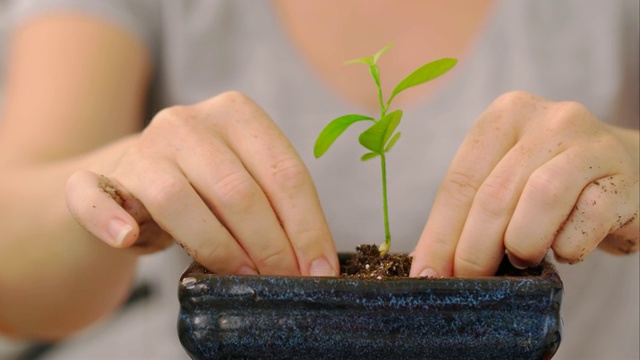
[411,91,639,277]
[66,91,339,276]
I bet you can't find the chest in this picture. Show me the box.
[272,0,496,111]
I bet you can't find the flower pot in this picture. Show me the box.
[177,255,562,360]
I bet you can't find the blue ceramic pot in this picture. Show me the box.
[178,255,562,359]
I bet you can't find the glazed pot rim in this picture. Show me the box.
[180,253,561,284]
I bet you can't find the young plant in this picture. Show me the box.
[313,44,457,255]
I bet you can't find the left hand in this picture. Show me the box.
[410,91,639,277]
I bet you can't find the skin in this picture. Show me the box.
[0,14,149,340]
[0,1,638,341]
[273,0,497,112]
[66,92,338,278]
[0,13,338,340]
[409,92,639,278]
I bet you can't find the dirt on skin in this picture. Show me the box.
[98,174,124,206]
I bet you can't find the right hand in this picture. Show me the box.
[65,91,339,277]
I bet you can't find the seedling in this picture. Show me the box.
[314,44,457,255]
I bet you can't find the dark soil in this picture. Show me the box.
[339,244,547,279]
[341,244,412,279]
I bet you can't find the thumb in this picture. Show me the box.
[65,170,169,252]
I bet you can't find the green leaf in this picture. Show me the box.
[345,56,373,66]
[384,131,401,153]
[360,152,379,162]
[358,110,403,153]
[387,58,458,107]
[372,43,393,64]
[344,43,393,66]
[314,114,374,158]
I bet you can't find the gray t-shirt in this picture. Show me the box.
[1,0,638,359]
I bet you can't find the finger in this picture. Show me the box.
[598,175,639,254]
[66,170,174,253]
[115,162,257,275]
[65,170,140,248]
[504,147,616,267]
[451,150,529,276]
[453,134,574,276]
[553,175,638,264]
[410,94,529,277]
[98,174,175,253]
[599,212,640,255]
[206,93,338,276]
[178,135,302,276]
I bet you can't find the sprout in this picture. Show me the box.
[314,44,457,255]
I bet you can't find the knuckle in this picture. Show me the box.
[545,101,588,131]
[525,168,567,207]
[269,157,310,190]
[213,90,254,110]
[492,90,532,108]
[554,100,588,116]
[576,181,613,223]
[212,171,259,212]
[479,91,546,132]
[205,91,267,128]
[489,90,541,114]
[440,170,481,207]
[218,90,250,103]
[144,176,187,211]
[153,105,192,126]
[145,105,199,140]
[553,207,610,264]
[474,175,515,217]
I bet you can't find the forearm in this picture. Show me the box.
[0,12,152,340]
[0,137,139,341]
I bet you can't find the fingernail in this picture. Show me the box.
[418,268,438,278]
[508,254,529,269]
[309,257,336,277]
[238,266,258,275]
[107,218,132,247]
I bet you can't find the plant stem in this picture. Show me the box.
[376,77,386,119]
[379,153,391,254]
[373,63,390,254]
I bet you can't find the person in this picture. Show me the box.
[0,0,637,359]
